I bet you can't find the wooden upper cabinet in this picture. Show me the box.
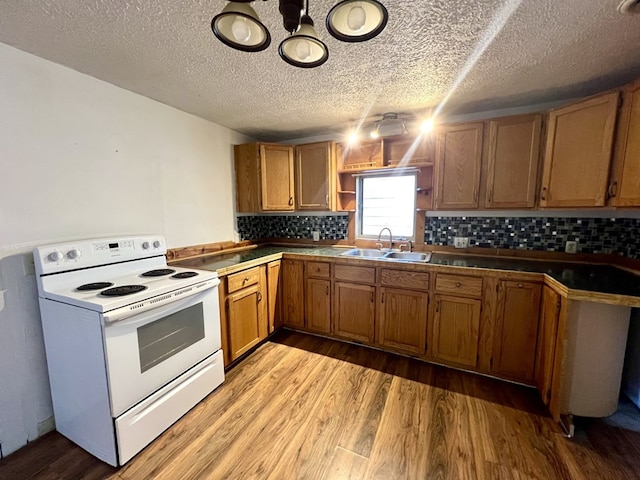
[234,143,294,212]
[336,139,383,171]
[434,123,484,209]
[384,134,435,167]
[295,141,335,210]
[260,144,295,211]
[485,114,542,209]
[491,280,542,384]
[609,81,640,206]
[539,92,619,207]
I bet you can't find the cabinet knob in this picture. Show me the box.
[243,277,249,284]
[316,267,320,272]
[288,197,294,206]
[455,282,462,287]
[517,283,524,288]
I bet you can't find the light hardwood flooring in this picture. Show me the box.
[2,331,640,479]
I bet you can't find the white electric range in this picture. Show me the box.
[34,235,225,466]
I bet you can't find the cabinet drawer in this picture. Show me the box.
[435,274,482,297]
[227,266,261,293]
[380,269,430,291]
[335,264,375,284]
[307,261,330,278]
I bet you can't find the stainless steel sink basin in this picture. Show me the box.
[340,249,432,263]
[384,252,432,263]
[340,248,388,258]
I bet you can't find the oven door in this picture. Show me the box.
[103,284,221,417]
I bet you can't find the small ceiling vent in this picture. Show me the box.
[618,0,640,15]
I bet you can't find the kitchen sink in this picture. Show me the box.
[340,249,431,263]
[384,252,432,263]
[340,248,389,258]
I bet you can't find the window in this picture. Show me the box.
[357,173,417,239]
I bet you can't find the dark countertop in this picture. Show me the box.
[172,245,640,302]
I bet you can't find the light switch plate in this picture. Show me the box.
[312,231,320,242]
[565,241,578,254]
[453,237,469,249]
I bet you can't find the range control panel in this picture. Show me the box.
[34,235,167,276]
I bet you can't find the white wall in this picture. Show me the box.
[0,42,250,457]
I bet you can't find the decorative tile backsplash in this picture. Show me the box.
[237,214,640,259]
[237,215,349,241]
[425,216,640,259]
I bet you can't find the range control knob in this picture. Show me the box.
[153,240,161,248]
[142,241,150,249]
[67,249,82,260]
[48,251,64,262]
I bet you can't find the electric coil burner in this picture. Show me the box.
[77,282,114,291]
[141,268,176,277]
[100,285,148,296]
[171,271,199,279]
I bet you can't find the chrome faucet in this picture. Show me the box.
[377,227,393,251]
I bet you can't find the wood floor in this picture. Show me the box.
[2,331,640,480]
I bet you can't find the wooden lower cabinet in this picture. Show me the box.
[333,282,375,343]
[227,282,268,362]
[431,294,481,367]
[491,280,542,384]
[378,287,428,354]
[306,278,331,333]
[267,260,282,333]
[534,286,561,404]
[282,259,304,328]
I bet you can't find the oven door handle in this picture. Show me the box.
[103,279,219,325]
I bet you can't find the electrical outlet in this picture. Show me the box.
[453,237,469,249]
[565,241,578,254]
[312,231,320,242]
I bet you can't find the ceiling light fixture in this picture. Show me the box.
[211,0,388,68]
[420,118,435,133]
[618,0,640,14]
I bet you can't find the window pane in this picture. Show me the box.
[360,174,416,238]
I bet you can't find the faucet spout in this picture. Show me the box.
[377,227,393,251]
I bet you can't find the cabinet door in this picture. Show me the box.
[434,123,483,209]
[610,81,640,206]
[384,134,435,167]
[333,282,375,343]
[432,295,481,367]
[378,288,428,354]
[267,260,282,333]
[306,278,331,334]
[492,281,542,384]
[534,286,560,405]
[234,143,261,213]
[282,259,305,328]
[260,144,295,211]
[485,115,542,209]
[539,92,619,207]
[295,142,334,210]
[227,284,267,361]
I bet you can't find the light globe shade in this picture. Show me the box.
[212,1,270,52]
[326,0,388,42]
[279,19,329,68]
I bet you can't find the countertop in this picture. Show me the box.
[172,245,640,305]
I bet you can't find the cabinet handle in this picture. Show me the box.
[455,282,461,288]
[370,291,374,303]
[608,181,618,199]
[326,285,329,295]
[473,188,478,203]
[517,283,524,288]
[436,301,440,313]
[257,292,263,302]
[540,187,547,201]
[316,267,321,273]
[288,197,294,206]
[325,194,329,204]
[488,188,493,203]
[243,277,249,284]
[381,292,385,303]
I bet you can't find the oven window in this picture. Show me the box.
[137,303,205,373]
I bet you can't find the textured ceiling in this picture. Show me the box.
[1,1,640,141]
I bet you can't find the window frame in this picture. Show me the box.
[355,170,418,242]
